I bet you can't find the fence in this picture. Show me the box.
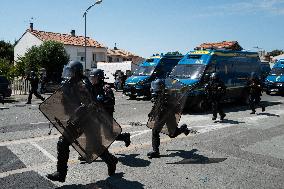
[12,79,31,95]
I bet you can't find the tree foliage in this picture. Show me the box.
[16,40,69,82]
[0,40,14,63]
[268,49,284,57]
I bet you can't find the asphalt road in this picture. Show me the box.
[0,92,284,189]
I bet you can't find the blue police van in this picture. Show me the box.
[123,54,183,99]
[167,49,262,110]
[264,59,284,95]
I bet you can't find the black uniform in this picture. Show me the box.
[92,82,130,147]
[147,79,190,158]
[205,77,226,120]
[46,62,118,183]
[247,77,265,114]
[26,72,45,104]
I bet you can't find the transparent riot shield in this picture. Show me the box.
[39,80,121,163]
[147,78,198,135]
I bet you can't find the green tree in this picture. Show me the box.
[16,40,69,82]
[268,49,284,57]
[0,40,14,63]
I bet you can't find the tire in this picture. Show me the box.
[197,99,208,112]
[241,93,250,105]
[129,94,136,100]
[266,91,271,95]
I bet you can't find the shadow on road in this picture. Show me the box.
[165,149,227,164]
[256,112,280,117]
[214,119,245,124]
[116,153,151,167]
[183,101,283,116]
[57,172,145,189]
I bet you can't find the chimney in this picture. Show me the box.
[71,30,75,37]
[114,43,118,50]
[30,23,33,31]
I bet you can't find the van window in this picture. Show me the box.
[270,67,284,75]
[146,59,155,63]
[185,54,208,64]
[133,66,155,76]
[170,64,206,79]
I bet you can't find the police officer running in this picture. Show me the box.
[247,72,265,114]
[88,69,131,146]
[147,79,191,159]
[46,61,118,182]
[205,73,226,121]
[26,71,45,104]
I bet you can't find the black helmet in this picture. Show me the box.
[89,69,105,81]
[210,72,218,80]
[68,61,83,77]
[151,79,165,93]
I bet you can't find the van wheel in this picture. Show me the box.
[266,91,271,95]
[129,94,136,100]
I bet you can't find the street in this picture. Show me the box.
[0,92,284,189]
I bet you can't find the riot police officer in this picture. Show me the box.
[88,69,131,147]
[247,73,265,114]
[147,79,191,159]
[26,71,45,104]
[46,61,118,182]
[205,73,226,121]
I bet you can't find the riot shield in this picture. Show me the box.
[39,80,121,163]
[147,78,198,135]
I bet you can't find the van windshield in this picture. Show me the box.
[133,66,155,76]
[270,67,284,75]
[170,64,206,79]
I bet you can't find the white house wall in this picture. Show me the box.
[14,32,43,62]
[64,45,107,70]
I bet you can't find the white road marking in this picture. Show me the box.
[30,141,57,162]
[0,134,60,146]
[30,121,50,125]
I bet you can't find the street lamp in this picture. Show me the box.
[83,0,102,70]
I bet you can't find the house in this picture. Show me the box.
[195,41,243,51]
[14,23,107,70]
[107,45,144,65]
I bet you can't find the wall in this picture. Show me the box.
[14,32,43,62]
[65,45,107,70]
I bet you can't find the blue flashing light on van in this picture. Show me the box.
[264,59,284,95]
[167,49,262,110]
[123,54,183,99]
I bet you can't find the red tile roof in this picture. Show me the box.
[28,29,105,48]
[196,41,243,51]
[107,48,138,58]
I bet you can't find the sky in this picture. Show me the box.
[0,0,284,58]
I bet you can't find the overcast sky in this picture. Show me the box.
[0,0,283,57]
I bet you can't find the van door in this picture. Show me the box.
[215,57,235,100]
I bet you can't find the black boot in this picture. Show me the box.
[46,171,66,183]
[116,133,131,147]
[220,113,226,121]
[123,133,131,147]
[180,124,190,136]
[100,150,118,176]
[147,150,160,159]
[46,136,69,182]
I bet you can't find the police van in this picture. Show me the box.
[123,54,183,99]
[264,59,284,95]
[167,49,262,110]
